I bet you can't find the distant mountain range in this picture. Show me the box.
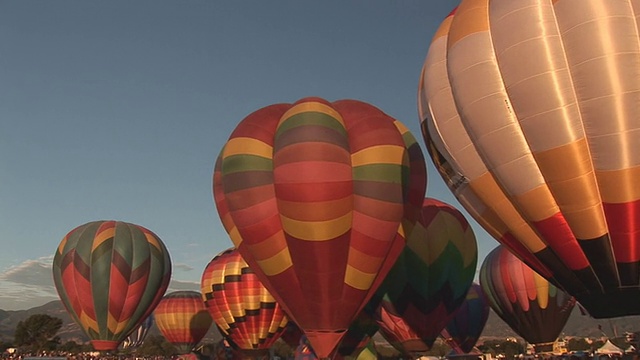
[1,301,640,346]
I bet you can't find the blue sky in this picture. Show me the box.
[0,0,497,311]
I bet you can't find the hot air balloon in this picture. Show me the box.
[52,220,171,351]
[213,97,427,357]
[154,291,213,355]
[200,248,289,358]
[480,245,575,353]
[419,0,640,319]
[441,283,489,354]
[376,305,431,358]
[372,198,477,353]
[123,315,154,349]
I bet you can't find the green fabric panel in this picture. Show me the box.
[352,164,407,183]
[222,154,273,174]
[276,112,347,138]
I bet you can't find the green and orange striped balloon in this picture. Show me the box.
[154,291,213,354]
[201,248,288,355]
[213,97,427,358]
[52,220,172,351]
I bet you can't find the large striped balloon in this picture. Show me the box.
[213,97,427,358]
[419,0,640,318]
[52,220,171,351]
[200,248,288,355]
[480,245,575,349]
[441,283,489,354]
[373,198,477,350]
[154,291,213,354]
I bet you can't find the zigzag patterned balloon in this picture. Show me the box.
[52,220,172,351]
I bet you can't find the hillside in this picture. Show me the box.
[0,301,222,345]
[2,301,640,346]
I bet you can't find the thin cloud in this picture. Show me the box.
[173,263,194,272]
[167,278,200,292]
[0,257,58,310]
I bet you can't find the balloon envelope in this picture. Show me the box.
[52,220,171,351]
[123,315,154,349]
[214,97,427,357]
[200,248,288,351]
[419,0,640,318]
[373,198,477,350]
[480,245,575,348]
[154,291,213,354]
[441,283,489,354]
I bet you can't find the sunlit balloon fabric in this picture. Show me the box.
[52,220,171,351]
[441,283,489,354]
[214,97,427,357]
[200,248,288,352]
[154,291,213,354]
[419,0,640,318]
[480,246,575,349]
[374,198,477,350]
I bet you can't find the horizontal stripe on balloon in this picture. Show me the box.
[351,145,406,166]
[276,112,347,137]
[345,264,376,290]
[222,154,273,174]
[274,161,352,183]
[280,212,352,241]
[279,101,345,129]
[277,198,351,222]
[254,247,293,276]
[274,125,350,151]
[223,137,273,159]
[353,196,404,222]
[352,164,407,183]
[274,182,353,202]
[222,171,273,193]
[274,141,350,166]
[223,185,274,211]
[353,180,404,203]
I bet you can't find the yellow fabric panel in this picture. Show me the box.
[245,229,287,261]
[447,0,488,48]
[411,221,444,265]
[279,100,344,128]
[277,198,351,222]
[280,212,352,241]
[469,174,547,253]
[347,246,383,274]
[393,120,409,135]
[597,165,640,203]
[254,246,292,276]
[533,272,550,309]
[345,264,376,291]
[92,226,115,251]
[58,236,68,253]
[79,311,98,333]
[107,313,118,334]
[223,137,273,159]
[351,145,405,166]
[144,232,162,251]
[535,140,607,239]
[227,226,242,247]
[512,185,561,222]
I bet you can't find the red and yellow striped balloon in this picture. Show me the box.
[201,248,288,355]
[52,220,171,351]
[420,0,640,318]
[214,97,427,358]
[154,291,213,354]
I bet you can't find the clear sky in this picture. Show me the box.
[0,0,497,311]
